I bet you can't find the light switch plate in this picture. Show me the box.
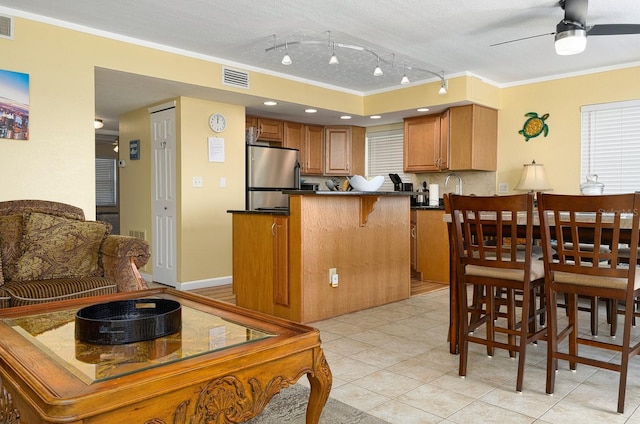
[499,182,508,193]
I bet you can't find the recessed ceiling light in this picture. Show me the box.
[417,107,430,112]
[370,115,381,120]
[305,108,317,113]
[264,101,277,106]
[340,115,352,120]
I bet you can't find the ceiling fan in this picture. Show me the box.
[492,0,640,55]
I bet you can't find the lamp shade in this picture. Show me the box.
[514,160,552,192]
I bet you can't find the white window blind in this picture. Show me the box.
[366,130,410,192]
[96,158,117,206]
[581,100,640,194]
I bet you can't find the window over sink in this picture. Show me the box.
[367,129,410,192]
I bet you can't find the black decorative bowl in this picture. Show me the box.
[75,299,182,345]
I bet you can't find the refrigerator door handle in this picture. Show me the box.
[294,160,301,189]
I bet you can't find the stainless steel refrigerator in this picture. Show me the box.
[246,145,300,210]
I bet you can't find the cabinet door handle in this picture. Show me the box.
[411,228,416,238]
[271,222,276,236]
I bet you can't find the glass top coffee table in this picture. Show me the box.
[0,288,332,423]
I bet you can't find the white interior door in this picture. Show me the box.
[150,105,177,286]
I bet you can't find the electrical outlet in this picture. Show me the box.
[329,268,338,287]
[193,176,203,188]
[499,182,508,193]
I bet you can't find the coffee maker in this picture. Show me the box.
[389,173,418,205]
[389,174,413,192]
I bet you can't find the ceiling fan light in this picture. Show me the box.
[555,29,587,55]
[94,119,104,129]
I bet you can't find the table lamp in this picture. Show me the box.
[515,160,552,194]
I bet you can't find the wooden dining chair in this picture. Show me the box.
[448,193,546,392]
[537,192,640,414]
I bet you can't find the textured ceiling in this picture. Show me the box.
[1,0,639,130]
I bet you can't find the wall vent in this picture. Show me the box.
[222,67,249,89]
[129,229,146,240]
[0,15,13,40]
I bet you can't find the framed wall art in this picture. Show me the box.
[129,139,140,160]
[0,69,29,140]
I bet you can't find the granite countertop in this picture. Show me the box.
[227,190,416,215]
[227,208,290,215]
[412,205,446,210]
[283,190,414,196]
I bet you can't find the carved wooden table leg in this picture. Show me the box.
[305,348,332,424]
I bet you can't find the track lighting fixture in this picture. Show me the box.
[439,79,447,95]
[329,49,339,65]
[400,66,410,85]
[328,31,339,65]
[373,53,383,76]
[266,32,447,93]
[281,41,292,65]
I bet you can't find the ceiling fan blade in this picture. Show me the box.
[490,32,555,47]
[562,0,588,25]
[587,24,640,36]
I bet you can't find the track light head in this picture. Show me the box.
[439,80,447,95]
[329,52,339,65]
[281,41,292,65]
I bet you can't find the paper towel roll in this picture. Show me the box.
[429,184,439,206]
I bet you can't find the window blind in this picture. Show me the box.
[581,100,640,194]
[96,158,117,206]
[366,129,410,192]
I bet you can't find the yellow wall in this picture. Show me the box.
[498,66,640,195]
[2,15,639,286]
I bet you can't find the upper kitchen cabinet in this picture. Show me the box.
[283,121,303,150]
[246,116,284,144]
[324,126,365,176]
[403,114,446,172]
[301,124,324,175]
[448,104,497,171]
[403,104,497,173]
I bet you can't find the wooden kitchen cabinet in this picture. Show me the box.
[324,126,365,176]
[302,124,324,175]
[283,121,303,150]
[246,116,284,144]
[403,104,497,173]
[403,114,447,172]
[412,209,449,284]
[232,213,289,314]
[448,104,497,171]
[410,211,418,273]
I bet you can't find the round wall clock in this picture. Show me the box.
[209,113,227,132]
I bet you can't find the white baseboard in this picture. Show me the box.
[142,274,232,291]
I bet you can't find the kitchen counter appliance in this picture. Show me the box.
[246,145,300,210]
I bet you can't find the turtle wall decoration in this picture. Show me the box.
[519,112,549,141]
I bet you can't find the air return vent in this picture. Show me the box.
[0,15,13,39]
[222,67,249,89]
[129,229,146,240]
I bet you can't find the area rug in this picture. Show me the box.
[246,384,390,424]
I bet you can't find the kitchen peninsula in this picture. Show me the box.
[229,191,410,323]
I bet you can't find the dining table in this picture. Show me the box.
[444,210,638,354]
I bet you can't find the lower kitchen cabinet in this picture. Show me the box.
[411,209,449,284]
[232,213,289,314]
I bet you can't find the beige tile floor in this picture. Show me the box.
[297,287,640,424]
